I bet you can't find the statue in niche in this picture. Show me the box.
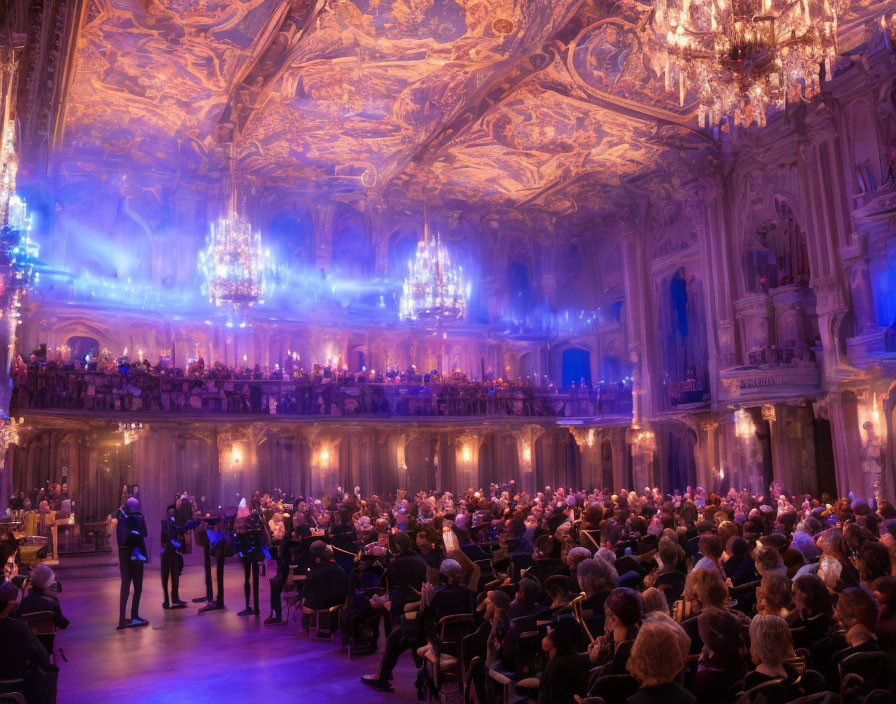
[850,262,876,335]
[747,450,764,497]
[661,267,708,391]
[861,421,883,501]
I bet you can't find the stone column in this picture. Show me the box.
[620,228,656,421]
[512,424,546,494]
[567,426,601,490]
[627,425,656,492]
[453,433,483,493]
[305,426,339,496]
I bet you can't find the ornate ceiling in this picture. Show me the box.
[47,0,894,217]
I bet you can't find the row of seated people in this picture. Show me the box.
[249,484,896,704]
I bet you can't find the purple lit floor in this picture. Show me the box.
[52,556,419,703]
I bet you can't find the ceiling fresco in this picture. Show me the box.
[51,0,890,216]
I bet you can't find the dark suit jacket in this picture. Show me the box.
[0,616,50,679]
[19,590,69,629]
[305,561,349,610]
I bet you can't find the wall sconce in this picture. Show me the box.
[319,447,330,465]
[586,429,595,448]
[734,408,756,440]
[231,446,242,467]
[461,445,472,463]
[522,444,532,463]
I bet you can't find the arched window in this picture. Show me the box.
[743,198,810,294]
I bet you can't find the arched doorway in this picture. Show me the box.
[561,348,592,387]
[66,336,100,362]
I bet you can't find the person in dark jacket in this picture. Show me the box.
[18,564,68,630]
[538,618,590,704]
[160,503,201,609]
[115,497,149,629]
[0,580,51,704]
[304,541,349,611]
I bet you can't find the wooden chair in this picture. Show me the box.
[419,613,476,702]
[20,610,58,665]
[301,603,343,652]
[282,573,305,624]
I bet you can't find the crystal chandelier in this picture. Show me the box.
[117,421,146,446]
[654,0,845,128]
[399,219,466,322]
[199,209,264,310]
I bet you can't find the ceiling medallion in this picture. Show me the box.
[399,213,466,323]
[654,0,846,128]
[493,18,514,35]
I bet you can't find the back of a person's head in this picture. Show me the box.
[310,540,331,563]
[698,606,742,657]
[793,573,833,617]
[758,572,791,614]
[836,586,880,631]
[873,576,896,611]
[390,531,411,553]
[605,587,644,627]
[686,567,728,608]
[577,557,618,595]
[628,619,686,686]
[658,537,683,567]
[859,541,892,583]
[518,576,541,605]
[544,574,578,602]
[439,558,464,584]
[699,533,723,560]
[755,545,784,573]
[548,617,583,656]
[749,614,794,667]
[641,587,670,616]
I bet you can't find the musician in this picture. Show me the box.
[198,517,232,613]
[160,504,200,609]
[115,497,149,629]
[302,541,349,631]
[192,514,214,604]
[234,499,269,616]
[376,532,427,621]
[264,532,300,625]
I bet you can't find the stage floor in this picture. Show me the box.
[50,557,419,703]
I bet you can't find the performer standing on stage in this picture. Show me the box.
[115,497,149,630]
[234,498,269,617]
[198,516,231,613]
[160,503,200,609]
[192,514,214,605]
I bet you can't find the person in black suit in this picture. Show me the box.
[304,541,349,611]
[115,497,149,629]
[18,564,68,630]
[160,503,200,609]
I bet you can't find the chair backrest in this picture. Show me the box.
[20,610,56,636]
[438,613,475,646]
[588,674,640,701]
[463,656,488,704]
[839,651,896,694]
[460,620,489,675]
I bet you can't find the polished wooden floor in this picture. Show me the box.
[51,557,418,703]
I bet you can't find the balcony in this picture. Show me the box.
[11,368,633,421]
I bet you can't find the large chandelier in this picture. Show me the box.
[199,203,265,312]
[654,0,845,128]
[399,221,466,322]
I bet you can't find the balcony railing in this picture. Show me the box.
[11,368,634,419]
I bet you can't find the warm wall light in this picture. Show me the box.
[461,445,472,462]
[522,445,532,463]
[231,446,242,466]
[320,447,330,465]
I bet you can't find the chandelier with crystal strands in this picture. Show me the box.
[654,0,845,128]
[399,220,466,323]
[199,208,264,310]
